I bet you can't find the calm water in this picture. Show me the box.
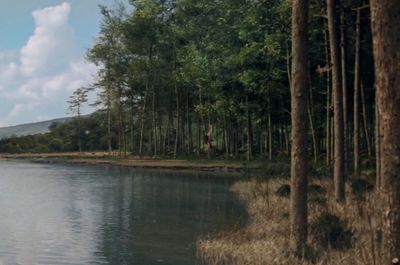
[0,160,244,265]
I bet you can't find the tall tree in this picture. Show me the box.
[289,0,309,252]
[327,0,345,203]
[370,0,400,263]
[353,6,362,177]
[68,87,88,153]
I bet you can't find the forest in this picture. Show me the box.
[1,0,399,264]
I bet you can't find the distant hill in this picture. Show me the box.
[0,117,73,139]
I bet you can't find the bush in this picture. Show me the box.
[351,179,374,199]
[275,184,290,197]
[308,184,327,195]
[309,196,327,205]
[311,213,352,250]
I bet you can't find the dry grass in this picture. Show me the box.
[197,177,387,265]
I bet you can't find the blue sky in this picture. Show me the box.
[0,1,122,126]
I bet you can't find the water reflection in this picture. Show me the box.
[0,161,243,265]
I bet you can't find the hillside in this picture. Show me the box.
[0,117,72,139]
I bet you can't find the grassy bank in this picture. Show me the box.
[197,174,386,265]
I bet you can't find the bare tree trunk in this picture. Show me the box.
[327,0,345,203]
[223,115,229,160]
[340,7,349,173]
[268,96,273,161]
[308,72,318,164]
[361,81,372,157]
[370,1,400,262]
[289,0,309,252]
[353,7,361,177]
[129,95,135,155]
[152,85,157,157]
[139,89,147,158]
[77,104,82,153]
[324,24,332,166]
[107,97,112,155]
[246,95,253,161]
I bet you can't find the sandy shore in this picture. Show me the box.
[0,152,258,174]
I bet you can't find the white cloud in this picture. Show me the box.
[21,2,77,76]
[0,2,97,126]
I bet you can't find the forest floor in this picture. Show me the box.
[197,166,385,265]
[0,151,267,174]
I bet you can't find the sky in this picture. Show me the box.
[0,0,122,126]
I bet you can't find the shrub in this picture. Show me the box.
[311,213,352,250]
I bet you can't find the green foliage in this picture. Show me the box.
[0,112,114,153]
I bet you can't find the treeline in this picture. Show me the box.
[0,113,112,153]
[67,0,375,164]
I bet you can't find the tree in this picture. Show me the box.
[327,0,345,203]
[289,0,309,253]
[68,87,88,153]
[370,0,400,263]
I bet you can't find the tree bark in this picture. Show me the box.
[246,94,253,161]
[324,24,332,166]
[289,0,309,252]
[340,7,349,173]
[370,1,400,263]
[327,0,345,203]
[353,8,361,177]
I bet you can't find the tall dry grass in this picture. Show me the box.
[197,177,387,265]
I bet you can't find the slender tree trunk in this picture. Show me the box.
[370,1,400,262]
[353,8,361,177]
[139,89,147,158]
[324,24,332,166]
[308,72,318,164]
[107,95,112,155]
[268,97,273,161]
[340,7,349,172]
[173,49,180,159]
[152,85,157,157]
[361,81,372,157]
[375,93,382,189]
[186,92,191,156]
[197,116,201,157]
[246,95,253,161]
[77,105,82,153]
[289,0,309,252]
[327,0,345,203]
[223,115,229,159]
[129,94,135,155]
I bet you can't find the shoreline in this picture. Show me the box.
[0,152,259,175]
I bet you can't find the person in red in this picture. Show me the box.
[204,124,213,151]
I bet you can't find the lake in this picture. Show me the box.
[0,160,244,265]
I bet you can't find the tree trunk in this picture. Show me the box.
[361,81,372,157]
[308,72,318,164]
[139,89,147,158]
[370,1,400,263]
[340,7,349,173]
[77,104,82,153]
[152,85,157,157]
[289,0,309,252]
[246,95,253,161]
[353,8,361,177]
[173,76,179,158]
[268,96,273,161]
[324,24,332,166]
[107,95,112,155]
[327,0,345,203]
